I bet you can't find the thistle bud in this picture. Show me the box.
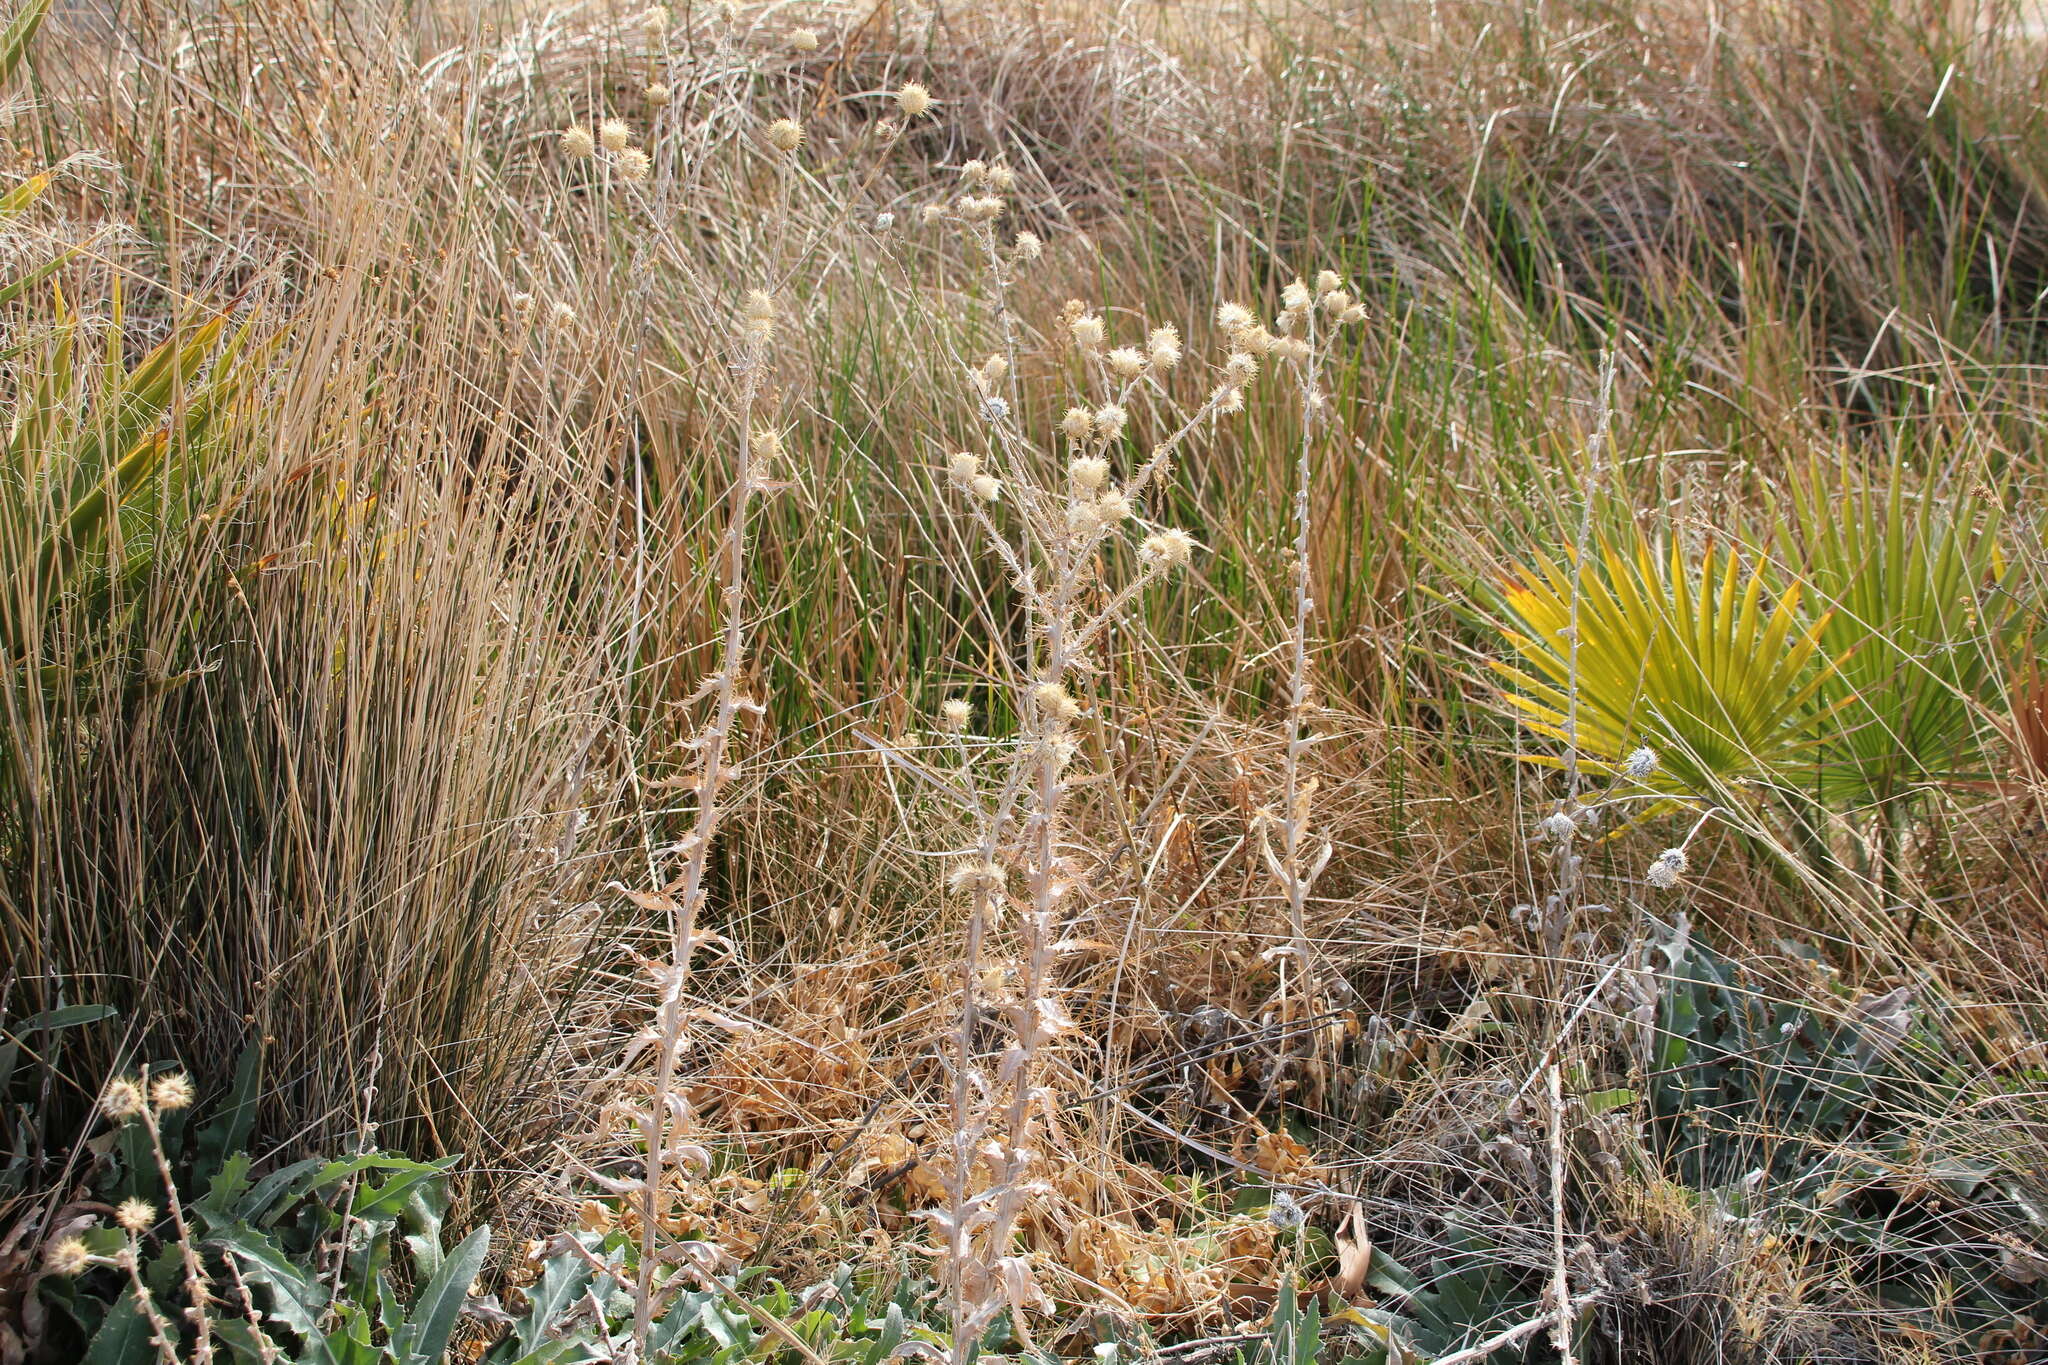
[511,292,536,316]
[149,1073,194,1112]
[1140,528,1196,567]
[895,82,933,118]
[1147,324,1182,369]
[616,147,652,182]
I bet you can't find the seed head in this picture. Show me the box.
[1092,404,1127,440]
[1107,346,1145,379]
[598,118,632,152]
[1216,301,1256,333]
[790,27,819,50]
[560,126,597,158]
[1223,351,1258,384]
[1061,407,1095,443]
[46,1237,92,1276]
[102,1078,147,1121]
[1338,303,1368,325]
[1537,811,1578,843]
[1646,847,1688,890]
[1032,682,1080,721]
[1067,500,1106,535]
[616,147,652,182]
[766,118,804,152]
[1140,528,1197,568]
[1147,324,1182,369]
[939,698,972,731]
[978,353,1008,387]
[550,300,578,328]
[742,288,775,323]
[645,83,672,103]
[969,473,1001,502]
[1274,336,1310,365]
[948,451,982,487]
[988,165,1016,192]
[874,211,895,230]
[1281,279,1312,311]
[1316,269,1344,296]
[961,159,988,184]
[895,82,933,118]
[149,1073,194,1112]
[511,292,535,316]
[948,859,1005,895]
[749,425,784,465]
[640,4,670,30]
[1623,746,1659,781]
[921,203,945,226]
[1211,384,1245,414]
[1069,455,1109,491]
[1012,230,1043,262]
[1096,489,1130,523]
[1320,288,1354,314]
[115,1199,155,1233]
[1069,313,1106,352]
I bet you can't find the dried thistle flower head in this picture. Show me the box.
[969,473,1001,502]
[45,1237,92,1276]
[1223,351,1258,384]
[790,27,819,50]
[1282,279,1312,311]
[1147,324,1182,369]
[1069,313,1106,352]
[921,203,946,226]
[550,300,578,328]
[948,451,982,486]
[1338,303,1368,325]
[560,126,597,158]
[1107,346,1145,379]
[598,117,632,152]
[1316,269,1344,296]
[616,147,652,182]
[979,354,1008,386]
[1537,810,1578,842]
[958,195,1004,222]
[645,82,672,103]
[1140,528,1197,567]
[1274,336,1310,364]
[1068,455,1109,492]
[1211,384,1245,414]
[1061,407,1095,443]
[766,118,804,152]
[742,288,775,324]
[640,4,670,30]
[948,859,1005,894]
[1095,488,1130,522]
[988,165,1016,192]
[1624,746,1659,780]
[1321,288,1354,314]
[939,698,972,730]
[1032,682,1080,721]
[1216,302,1256,333]
[749,425,784,464]
[1646,847,1689,889]
[511,292,535,316]
[895,82,933,118]
[1092,404,1127,440]
[115,1199,155,1233]
[149,1073,194,1112]
[102,1078,147,1121]
[1012,230,1043,262]
[961,158,988,184]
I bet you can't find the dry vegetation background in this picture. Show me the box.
[4,0,2048,1360]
